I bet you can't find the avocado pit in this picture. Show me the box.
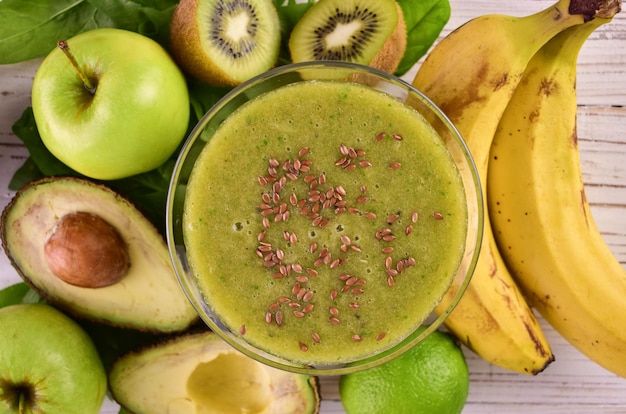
[44,211,130,288]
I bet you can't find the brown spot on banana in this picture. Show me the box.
[539,78,558,96]
[524,321,555,374]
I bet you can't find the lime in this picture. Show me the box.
[339,329,469,414]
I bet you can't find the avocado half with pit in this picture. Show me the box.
[109,330,321,413]
[0,177,198,332]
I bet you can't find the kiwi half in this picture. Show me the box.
[169,0,281,86]
[288,0,406,73]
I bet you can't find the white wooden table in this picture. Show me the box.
[1,1,625,412]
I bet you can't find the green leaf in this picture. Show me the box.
[10,107,77,178]
[0,282,44,308]
[272,0,316,65]
[0,0,115,64]
[84,0,179,47]
[395,0,450,76]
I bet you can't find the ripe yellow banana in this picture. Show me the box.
[411,0,616,374]
[487,8,626,379]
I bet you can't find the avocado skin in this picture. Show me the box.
[1,176,198,333]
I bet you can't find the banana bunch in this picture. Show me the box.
[411,0,622,375]
[487,10,626,378]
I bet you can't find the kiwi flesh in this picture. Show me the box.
[169,0,281,86]
[288,0,406,73]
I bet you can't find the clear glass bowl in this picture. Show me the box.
[166,61,483,375]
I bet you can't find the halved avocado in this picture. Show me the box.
[0,177,197,332]
[109,330,321,414]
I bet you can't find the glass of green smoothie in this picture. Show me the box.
[167,61,483,375]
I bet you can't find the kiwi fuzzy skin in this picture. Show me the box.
[369,3,407,74]
[169,0,235,86]
[169,0,280,87]
[288,0,404,74]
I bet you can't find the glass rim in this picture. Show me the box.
[166,60,484,376]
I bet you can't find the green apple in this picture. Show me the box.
[0,303,107,414]
[31,28,190,180]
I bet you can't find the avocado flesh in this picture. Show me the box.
[109,330,321,414]
[0,177,198,332]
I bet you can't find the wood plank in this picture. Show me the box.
[1,0,625,412]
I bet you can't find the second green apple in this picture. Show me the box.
[31,28,190,180]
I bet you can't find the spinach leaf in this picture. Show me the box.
[395,0,450,76]
[0,0,115,64]
[0,282,45,308]
[272,0,316,65]
[10,107,76,179]
[84,0,179,47]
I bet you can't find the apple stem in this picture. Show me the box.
[57,40,97,94]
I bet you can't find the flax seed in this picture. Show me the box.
[376,332,386,341]
[268,302,280,312]
[392,133,403,141]
[329,258,341,269]
[303,291,314,302]
[345,276,358,286]
[329,306,339,316]
[299,147,310,157]
[265,312,272,324]
[299,342,308,352]
[389,162,401,170]
[330,289,338,301]
[348,147,358,159]
[239,324,246,335]
[312,332,321,343]
[387,275,395,287]
[303,304,315,313]
[340,144,349,156]
[258,176,268,186]
[344,164,357,171]
[307,268,318,277]
[291,263,303,273]
[364,212,377,220]
[405,225,413,235]
[359,160,372,168]
[292,283,300,295]
[293,311,305,318]
[296,275,309,283]
[349,302,360,309]
[296,287,307,300]
[289,233,298,244]
[275,311,283,325]
[352,334,362,342]
[356,196,369,203]
[352,288,364,295]
[329,317,341,325]
[433,212,444,220]
[383,234,396,242]
[381,246,394,254]
[376,132,386,141]
[289,302,301,308]
[387,214,399,224]
[335,157,348,166]
[319,173,327,185]
[278,296,290,303]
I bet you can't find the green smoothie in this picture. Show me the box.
[183,80,468,366]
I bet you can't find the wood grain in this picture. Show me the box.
[1,1,625,412]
